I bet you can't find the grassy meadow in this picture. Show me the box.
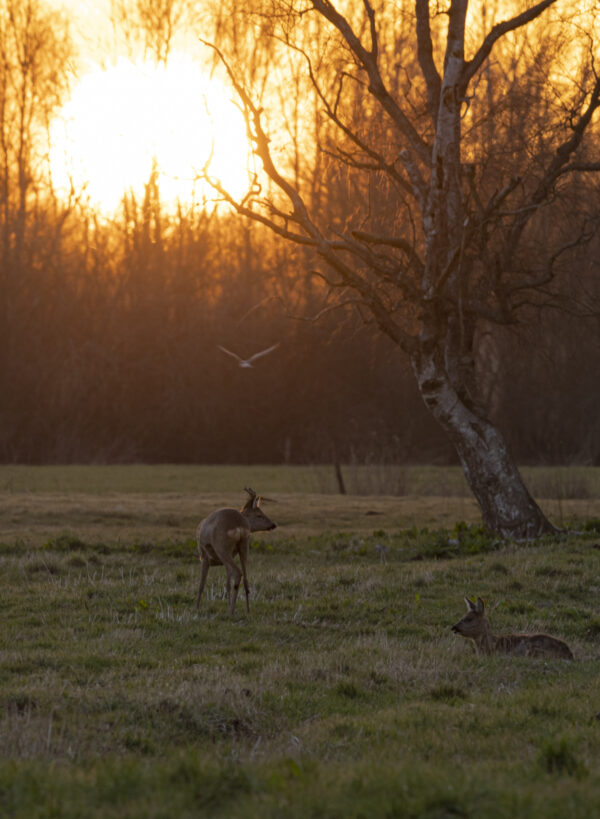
[1,464,600,817]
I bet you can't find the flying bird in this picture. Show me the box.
[218,343,280,368]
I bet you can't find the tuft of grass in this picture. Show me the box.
[538,737,587,778]
[43,533,89,552]
[427,684,468,703]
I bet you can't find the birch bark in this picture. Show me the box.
[414,0,555,536]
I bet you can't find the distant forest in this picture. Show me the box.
[2,192,598,465]
[0,0,599,465]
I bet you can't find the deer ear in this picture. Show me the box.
[464,597,476,611]
[475,597,485,613]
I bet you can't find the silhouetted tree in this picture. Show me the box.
[202,0,600,536]
[109,0,200,63]
[0,0,76,458]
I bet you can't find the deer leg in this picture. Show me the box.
[225,565,232,608]
[238,537,250,613]
[220,555,242,615]
[229,565,242,614]
[196,554,210,609]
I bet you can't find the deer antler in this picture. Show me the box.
[244,487,258,508]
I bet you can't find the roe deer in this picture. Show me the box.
[451,597,573,660]
[196,487,276,614]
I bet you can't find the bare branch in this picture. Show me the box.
[363,0,377,61]
[282,290,363,322]
[199,38,318,235]
[556,161,600,177]
[200,171,318,246]
[505,73,600,254]
[508,218,599,295]
[415,0,441,126]
[351,228,424,274]
[461,0,558,92]
[308,268,346,288]
[310,0,432,167]
[198,34,425,352]
[317,251,420,351]
[482,176,522,219]
[283,39,417,197]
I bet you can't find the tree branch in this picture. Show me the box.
[283,38,417,198]
[508,217,599,295]
[504,73,600,255]
[351,228,424,274]
[199,39,319,233]
[461,0,558,92]
[556,161,600,177]
[363,0,377,62]
[415,0,441,126]
[199,36,419,355]
[310,0,432,167]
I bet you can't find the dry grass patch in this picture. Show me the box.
[3,490,600,549]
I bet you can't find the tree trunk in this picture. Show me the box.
[412,348,556,538]
[412,3,554,539]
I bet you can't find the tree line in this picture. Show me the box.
[2,170,597,466]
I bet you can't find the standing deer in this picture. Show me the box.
[451,597,573,659]
[195,487,276,614]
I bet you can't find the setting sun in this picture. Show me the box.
[49,53,251,213]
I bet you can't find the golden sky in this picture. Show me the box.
[46,0,252,213]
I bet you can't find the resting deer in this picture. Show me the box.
[451,597,573,660]
[195,487,276,614]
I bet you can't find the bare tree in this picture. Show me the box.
[0,0,76,455]
[0,0,73,273]
[109,0,198,64]
[201,0,600,537]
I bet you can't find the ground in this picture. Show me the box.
[0,465,599,817]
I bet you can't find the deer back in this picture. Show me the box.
[495,633,574,659]
[197,508,249,547]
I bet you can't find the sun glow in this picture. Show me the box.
[50,53,251,213]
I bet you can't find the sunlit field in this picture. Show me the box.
[1,465,599,817]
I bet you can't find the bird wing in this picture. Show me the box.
[247,343,280,363]
[218,345,243,362]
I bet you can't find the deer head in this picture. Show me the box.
[240,487,276,532]
[451,596,488,639]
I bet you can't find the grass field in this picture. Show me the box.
[1,465,599,817]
